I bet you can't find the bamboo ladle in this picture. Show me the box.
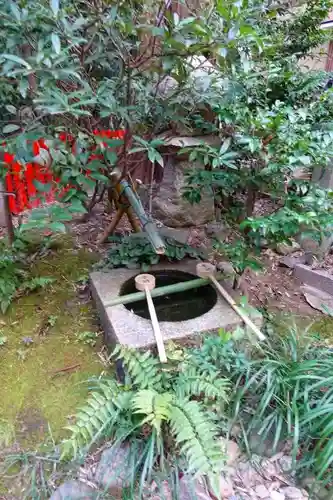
[135,273,167,362]
[196,262,266,342]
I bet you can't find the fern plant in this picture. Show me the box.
[62,343,230,495]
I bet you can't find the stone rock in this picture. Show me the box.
[279,487,303,499]
[205,221,228,240]
[269,482,282,493]
[49,480,96,499]
[279,255,308,269]
[219,438,242,466]
[300,284,333,314]
[278,455,292,473]
[93,444,131,494]
[152,160,214,228]
[270,492,285,500]
[276,241,300,256]
[179,476,211,499]
[294,264,333,296]
[255,485,270,498]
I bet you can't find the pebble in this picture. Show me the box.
[279,455,292,473]
[279,487,304,499]
[270,491,285,500]
[255,485,270,499]
[269,482,282,493]
[49,480,96,500]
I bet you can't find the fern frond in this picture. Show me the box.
[113,345,162,389]
[176,366,230,404]
[62,380,132,459]
[132,389,172,434]
[169,399,224,478]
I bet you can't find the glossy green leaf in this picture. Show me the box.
[1,54,31,69]
[2,124,20,134]
[50,0,59,16]
[51,33,61,54]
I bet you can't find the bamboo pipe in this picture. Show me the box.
[135,274,167,363]
[196,263,266,342]
[104,276,220,308]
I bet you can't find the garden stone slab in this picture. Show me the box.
[90,260,262,349]
[49,480,97,499]
[279,255,309,269]
[300,284,333,314]
[294,264,333,296]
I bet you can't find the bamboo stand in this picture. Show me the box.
[135,274,167,363]
[104,275,219,308]
[196,262,266,342]
[97,171,165,254]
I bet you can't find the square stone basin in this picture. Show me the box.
[90,260,259,349]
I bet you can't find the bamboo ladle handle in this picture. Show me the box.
[135,274,167,362]
[196,263,266,342]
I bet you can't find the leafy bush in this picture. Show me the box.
[62,343,230,494]
[98,234,204,271]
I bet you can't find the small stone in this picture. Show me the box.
[280,487,303,499]
[205,221,228,240]
[219,438,241,466]
[276,241,300,255]
[49,480,96,500]
[179,476,211,499]
[301,490,309,498]
[219,475,235,498]
[268,482,282,493]
[255,485,270,499]
[278,455,292,473]
[279,255,307,269]
[93,443,131,494]
[270,491,285,500]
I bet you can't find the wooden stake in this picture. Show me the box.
[196,262,266,342]
[135,274,167,362]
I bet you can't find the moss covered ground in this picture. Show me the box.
[0,243,103,448]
